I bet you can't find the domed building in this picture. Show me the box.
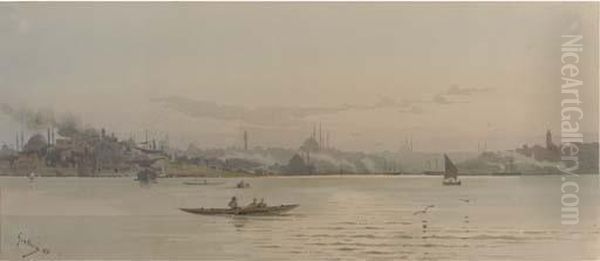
[22,134,47,156]
[300,136,320,153]
[286,153,314,174]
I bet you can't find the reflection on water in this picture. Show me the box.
[0,175,598,260]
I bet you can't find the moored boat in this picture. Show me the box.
[183,181,225,186]
[180,204,299,216]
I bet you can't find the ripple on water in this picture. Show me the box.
[362,250,394,255]
[309,233,336,238]
[401,243,471,248]
[364,226,384,230]
[382,220,413,225]
[349,234,379,239]
[306,242,395,248]
[469,234,525,241]
[4,176,598,261]
[258,245,281,249]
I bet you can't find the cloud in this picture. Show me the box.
[432,94,468,105]
[399,105,423,114]
[153,95,425,127]
[433,94,450,104]
[153,84,491,126]
[344,96,417,111]
[430,85,493,105]
[152,96,346,126]
[445,84,492,96]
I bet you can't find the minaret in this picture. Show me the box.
[145,130,149,149]
[165,133,170,149]
[545,129,554,149]
[319,122,322,150]
[243,130,248,151]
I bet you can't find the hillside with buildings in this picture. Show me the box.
[0,114,597,178]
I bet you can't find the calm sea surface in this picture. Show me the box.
[0,175,599,260]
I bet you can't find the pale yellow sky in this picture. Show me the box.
[0,3,598,152]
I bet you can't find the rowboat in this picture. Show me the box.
[180,204,299,216]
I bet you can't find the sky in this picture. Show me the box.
[0,3,598,152]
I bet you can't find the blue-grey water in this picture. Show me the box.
[0,175,599,260]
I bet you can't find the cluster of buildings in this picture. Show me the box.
[515,130,560,162]
[515,129,598,174]
[0,126,165,176]
[3,123,595,177]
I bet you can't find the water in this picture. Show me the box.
[0,175,599,260]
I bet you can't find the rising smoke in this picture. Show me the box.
[0,103,83,138]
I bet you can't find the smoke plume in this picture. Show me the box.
[0,103,84,138]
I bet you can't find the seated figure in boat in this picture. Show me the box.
[246,198,258,209]
[228,196,239,209]
[257,198,267,208]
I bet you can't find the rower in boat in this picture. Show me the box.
[228,196,239,209]
[258,198,266,208]
[246,198,258,208]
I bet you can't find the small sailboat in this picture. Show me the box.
[442,154,461,186]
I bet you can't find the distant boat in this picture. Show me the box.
[442,154,461,186]
[136,168,158,184]
[423,171,444,176]
[183,180,225,186]
[236,180,250,189]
